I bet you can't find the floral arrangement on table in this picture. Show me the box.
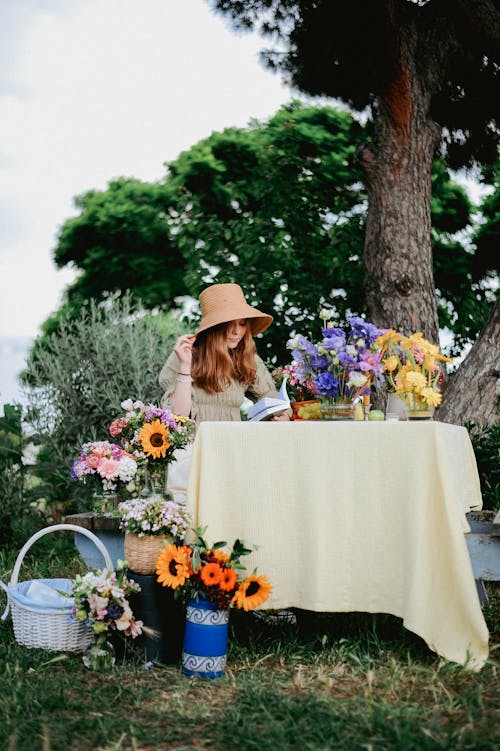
[70,441,139,510]
[286,310,385,415]
[118,497,191,540]
[271,362,317,404]
[376,329,452,415]
[156,527,273,611]
[109,398,197,493]
[68,561,143,670]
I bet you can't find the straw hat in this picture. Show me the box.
[195,283,273,336]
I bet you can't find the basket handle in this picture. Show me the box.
[7,523,114,587]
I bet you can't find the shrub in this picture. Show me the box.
[21,294,185,511]
[467,421,500,510]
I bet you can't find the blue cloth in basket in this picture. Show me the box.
[8,578,74,613]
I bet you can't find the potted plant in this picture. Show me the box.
[377,330,452,419]
[118,496,191,575]
[286,310,384,419]
[155,527,272,678]
[109,398,196,497]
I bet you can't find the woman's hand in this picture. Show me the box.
[174,334,196,372]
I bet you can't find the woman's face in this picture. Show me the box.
[226,319,248,349]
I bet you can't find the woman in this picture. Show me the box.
[159,283,289,423]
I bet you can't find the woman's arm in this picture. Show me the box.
[159,335,196,417]
[170,334,196,416]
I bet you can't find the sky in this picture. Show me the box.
[0,0,292,341]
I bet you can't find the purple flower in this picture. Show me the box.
[347,317,383,344]
[338,351,357,368]
[309,354,329,371]
[107,602,124,620]
[322,334,345,352]
[314,371,338,397]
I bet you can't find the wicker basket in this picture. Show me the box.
[124,533,172,574]
[0,524,113,652]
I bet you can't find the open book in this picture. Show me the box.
[247,375,290,422]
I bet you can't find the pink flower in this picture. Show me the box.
[109,418,126,437]
[98,458,120,479]
[86,454,101,470]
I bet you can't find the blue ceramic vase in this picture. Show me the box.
[181,596,229,678]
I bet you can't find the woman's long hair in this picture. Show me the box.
[192,322,256,393]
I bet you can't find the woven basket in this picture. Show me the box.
[124,533,172,574]
[0,524,113,652]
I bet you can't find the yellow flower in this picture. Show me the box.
[420,387,442,407]
[383,355,399,372]
[156,544,191,589]
[375,329,400,347]
[423,354,436,371]
[232,575,273,611]
[403,371,427,392]
[139,419,170,459]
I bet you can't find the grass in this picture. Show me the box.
[0,537,498,751]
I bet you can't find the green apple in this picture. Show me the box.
[368,409,385,421]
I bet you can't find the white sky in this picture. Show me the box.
[0,0,292,338]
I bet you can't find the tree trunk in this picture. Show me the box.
[360,18,441,343]
[438,297,500,426]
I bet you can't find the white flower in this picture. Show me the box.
[319,308,333,321]
[118,456,137,482]
[347,371,368,388]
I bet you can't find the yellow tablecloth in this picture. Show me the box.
[187,421,489,670]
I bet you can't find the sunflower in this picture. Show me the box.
[232,575,273,611]
[219,567,238,592]
[200,562,223,587]
[156,544,191,589]
[139,419,170,459]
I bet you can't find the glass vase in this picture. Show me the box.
[83,634,115,671]
[140,464,174,501]
[320,401,354,421]
[92,490,119,516]
[404,394,435,420]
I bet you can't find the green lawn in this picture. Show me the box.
[0,538,498,751]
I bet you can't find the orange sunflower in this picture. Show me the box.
[200,562,223,587]
[156,544,191,589]
[219,567,238,592]
[139,419,170,459]
[232,574,273,611]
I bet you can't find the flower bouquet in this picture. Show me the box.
[286,311,384,419]
[118,496,192,574]
[68,561,143,670]
[71,440,139,512]
[109,399,196,496]
[377,330,452,418]
[156,526,272,611]
[156,527,273,678]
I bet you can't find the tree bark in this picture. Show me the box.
[438,296,500,426]
[360,16,441,343]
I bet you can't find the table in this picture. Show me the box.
[186,420,489,670]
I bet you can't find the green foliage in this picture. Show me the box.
[168,101,366,360]
[0,404,41,545]
[208,1,500,167]
[52,177,184,328]
[21,295,185,511]
[467,422,500,510]
[49,102,496,363]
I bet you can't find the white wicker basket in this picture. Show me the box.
[0,523,113,652]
